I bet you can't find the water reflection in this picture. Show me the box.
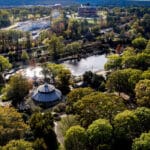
[62,54,107,76]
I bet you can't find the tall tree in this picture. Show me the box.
[29,111,58,150]
[0,55,11,84]
[48,34,64,61]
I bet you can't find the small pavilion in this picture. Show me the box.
[32,83,62,107]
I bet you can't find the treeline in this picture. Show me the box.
[0,6,51,28]
[0,10,11,28]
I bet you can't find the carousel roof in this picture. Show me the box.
[32,83,62,103]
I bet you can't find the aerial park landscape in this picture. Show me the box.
[0,0,150,149]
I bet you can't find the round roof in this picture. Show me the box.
[38,84,55,93]
[32,83,62,103]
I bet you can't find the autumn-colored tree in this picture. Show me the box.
[0,107,28,145]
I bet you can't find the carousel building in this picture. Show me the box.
[32,83,62,107]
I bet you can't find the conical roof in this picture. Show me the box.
[38,84,55,93]
[32,83,62,103]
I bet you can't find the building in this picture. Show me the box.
[32,83,62,107]
[78,5,97,18]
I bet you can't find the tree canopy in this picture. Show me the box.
[132,37,147,50]
[106,68,142,96]
[87,119,112,150]
[0,55,11,71]
[64,125,87,150]
[74,92,126,127]
[48,34,64,61]
[132,132,150,150]
[113,110,139,150]
[66,87,94,113]
[0,107,28,146]
[2,74,32,106]
[135,80,150,107]
[29,111,58,150]
[1,139,33,150]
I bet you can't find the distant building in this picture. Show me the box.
[52,4,62,10]
[78,5,97,17]
[51,4,62,19]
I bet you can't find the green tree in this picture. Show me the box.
[83,71,106,91]
[66,87,93,113]
[0,10,11,28]
[0,107,28,145]
[48,34,64,61]
[106,69,142,96]
[64,125,87,150]
[74,92,126,127]
[105,54,122,70]
[132,37,147,50]
[136,53,150,70]
[87,119,112,150]
[113,110,139,150]
[64,41,81,56]
[144,40,150,54]
[141,14,150,32]
[132,132,150,150]
[29,111,58,150]
[141,70,150,80]
[121,48,137,69]
[2,139,33,150]
[46,63,63,78]
[0,55,11,84]
[0,55,12,71]
[59,115,79,136]
[2,74,32,106]
[56,69,71,95]
[21,50,29,63]
[67,19,81,39]
[135,80,150,107]
[134,107,150,133]
[33,138,47,150]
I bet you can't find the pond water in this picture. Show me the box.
[62,54,107,76]
[7,54,107,80]
[16,66,44,79]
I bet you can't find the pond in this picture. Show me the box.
[62,54,107,76]
[5,54,107,80]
